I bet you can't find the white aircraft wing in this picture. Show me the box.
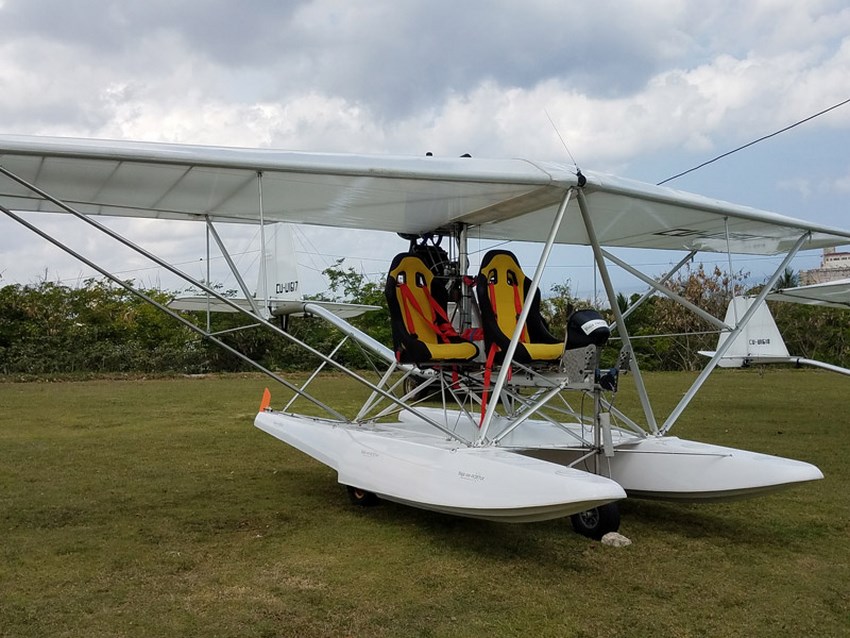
[2,134,849,254]
[767,279,850,309]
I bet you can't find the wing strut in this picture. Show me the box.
[576,189,659,433]
[477,187,576,444]
[659,232,810,434]
[602,249,732,331]
[256,171,269,312]
[0,203,347,420]
[611,249,697,332]
[204,215,263,316]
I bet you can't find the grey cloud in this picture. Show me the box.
[0,1,309,59]
[0,0,695,118]
[259,2,694,113]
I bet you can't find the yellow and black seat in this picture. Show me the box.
[385,253,478,366]
[476,249,564,364]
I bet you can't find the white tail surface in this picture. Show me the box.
[258,223,301,305]
[709,296,789,367]
[170,222,378,319]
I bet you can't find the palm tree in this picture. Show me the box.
[777,267,799,290]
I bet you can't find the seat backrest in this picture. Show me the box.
[386,252,480,365]
[385,253,452,347]
[476,249,560,356]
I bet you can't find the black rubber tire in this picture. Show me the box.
[346,485,380,507]
[570,503,621,540]
[404,376,430,402]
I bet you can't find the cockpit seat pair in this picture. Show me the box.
[386,249,607,367]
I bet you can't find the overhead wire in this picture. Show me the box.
[657,96,850,185]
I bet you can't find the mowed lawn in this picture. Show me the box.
[1,370,848,637]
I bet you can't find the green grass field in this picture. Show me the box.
[1,370,848,637]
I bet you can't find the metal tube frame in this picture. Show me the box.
[355,361,401,422]
[284,335,351,412]
[0,164,465,442]
[456,224,473,334]
[477,187,575,443]
[366,373,442,423]
[205,224,212,332]
[612,249,697,331]
[659,232,810,434]
[576,189,659,433]
[0,203,347,421]
[490,380,571,444]
[1,163,823,453]
[205,215,262,316]
[257,172,269,312]
[209,322,263,337]
[602,249,731,331]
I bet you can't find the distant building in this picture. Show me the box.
[800,247,850,285]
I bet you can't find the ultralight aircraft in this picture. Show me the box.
[700,290,850,376]
[1,134,847,539]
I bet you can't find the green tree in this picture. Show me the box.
[771,302,850,368]
[776,267,800,290]
[540,281,580,337]
[0,279,204,375]
[313,259,391,349]
[648,263,750,371]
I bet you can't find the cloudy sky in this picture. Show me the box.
[1,0,849,298]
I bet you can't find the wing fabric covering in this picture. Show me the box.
[767,279,850,309]
[1,134,850,253]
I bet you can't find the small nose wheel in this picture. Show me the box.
[570,503,620,540]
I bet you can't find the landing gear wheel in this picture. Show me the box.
[346,485,380,507]
[404,376,430,402]
[570,503,621,540]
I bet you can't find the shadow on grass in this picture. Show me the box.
[261,458,832,574]
[619,498,829,547]
[340,487,831,558]
[251,464,596,571]
[367,500,588,567]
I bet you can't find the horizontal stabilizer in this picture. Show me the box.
[168,295,378,319]
[271,299,380,319]
[702,296,850,374]
[168,296,251,314]
[697,350,746,368]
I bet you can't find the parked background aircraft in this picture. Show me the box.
[700,284,850,375]
[168,221,378,321]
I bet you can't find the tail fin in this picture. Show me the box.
[257,223,301,306]
[170,223,378,320]
[700,296,789,367]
